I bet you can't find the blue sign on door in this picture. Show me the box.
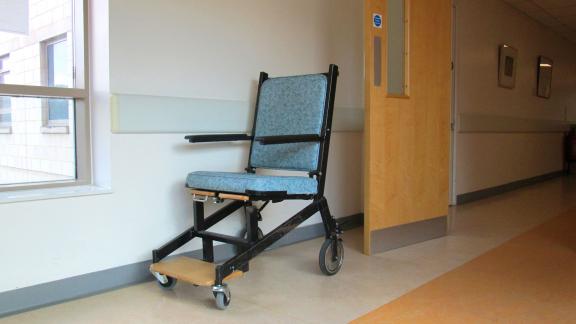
[373,13,382,28]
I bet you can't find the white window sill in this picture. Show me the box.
[40,126,69,134]
[0,127,11,134]
[0,185,112,204]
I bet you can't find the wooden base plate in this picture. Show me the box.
[150,257,243,286]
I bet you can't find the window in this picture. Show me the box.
[0,96,11,131]
[0,55,11,132]
[0,54,8,84]
[0,0,90,189]
[387,0,409,97]
[42,34,72,131]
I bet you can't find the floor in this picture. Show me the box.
[2,176,575,323]
[354,204,576,323]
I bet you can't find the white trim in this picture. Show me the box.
[75,0,89,90]
[110,93,364,133]
[0,84,87,99]
[0,185,112,204]
[76,0,92,186]
[40,126,69,134]
[458,113,569,133]
[45,118,69,127]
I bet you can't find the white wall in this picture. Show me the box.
[109,0,363,108]
[0,0,363,293]
[454,0,576,195]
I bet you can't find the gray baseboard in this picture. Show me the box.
[456,171,565,205]
[0,213,363,319]
[370,216,447,255]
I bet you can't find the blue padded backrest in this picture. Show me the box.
[250,74,328,171]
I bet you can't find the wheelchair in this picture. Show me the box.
[150,64,342,309]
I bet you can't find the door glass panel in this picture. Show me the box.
[374,36,382,87]
[387,0,406,96]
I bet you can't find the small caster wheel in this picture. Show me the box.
[319,238,344,276]
[215,291,231,310]
[212,284,231,310]
[157,276,177,289]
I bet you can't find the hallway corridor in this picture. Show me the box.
[2,176,575,323]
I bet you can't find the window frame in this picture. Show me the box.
[0,0,92,191]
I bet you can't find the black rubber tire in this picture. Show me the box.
[215,291,231,310]
[319,239,344,276]
[157,276,177,289]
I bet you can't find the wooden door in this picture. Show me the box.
[364,0,452,254]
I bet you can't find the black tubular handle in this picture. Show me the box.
[185,134,252,143]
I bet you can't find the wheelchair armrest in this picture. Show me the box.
[185,134,252,143]
[254,134,323,145]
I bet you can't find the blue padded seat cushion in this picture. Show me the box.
[186,171,318,195]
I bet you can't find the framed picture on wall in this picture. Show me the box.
[537,56,553,99]
[498,45,518,89]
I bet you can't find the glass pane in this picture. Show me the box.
[387,0,406,96]
[0,55,8,84]
[0,96,11,125]
[47,39,70,87]
[0,96,76,186]
[48,98,69,120]
[537,57,553,98]
[374,36,382,87]
[0,0,74,88]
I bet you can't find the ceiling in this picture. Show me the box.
[502,0,576,42]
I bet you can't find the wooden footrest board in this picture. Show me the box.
[150,257,243,286]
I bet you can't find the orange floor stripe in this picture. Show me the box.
[353,210,576,323]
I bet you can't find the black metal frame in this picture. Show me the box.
[152,64,340,286]
[185,134,252,143]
